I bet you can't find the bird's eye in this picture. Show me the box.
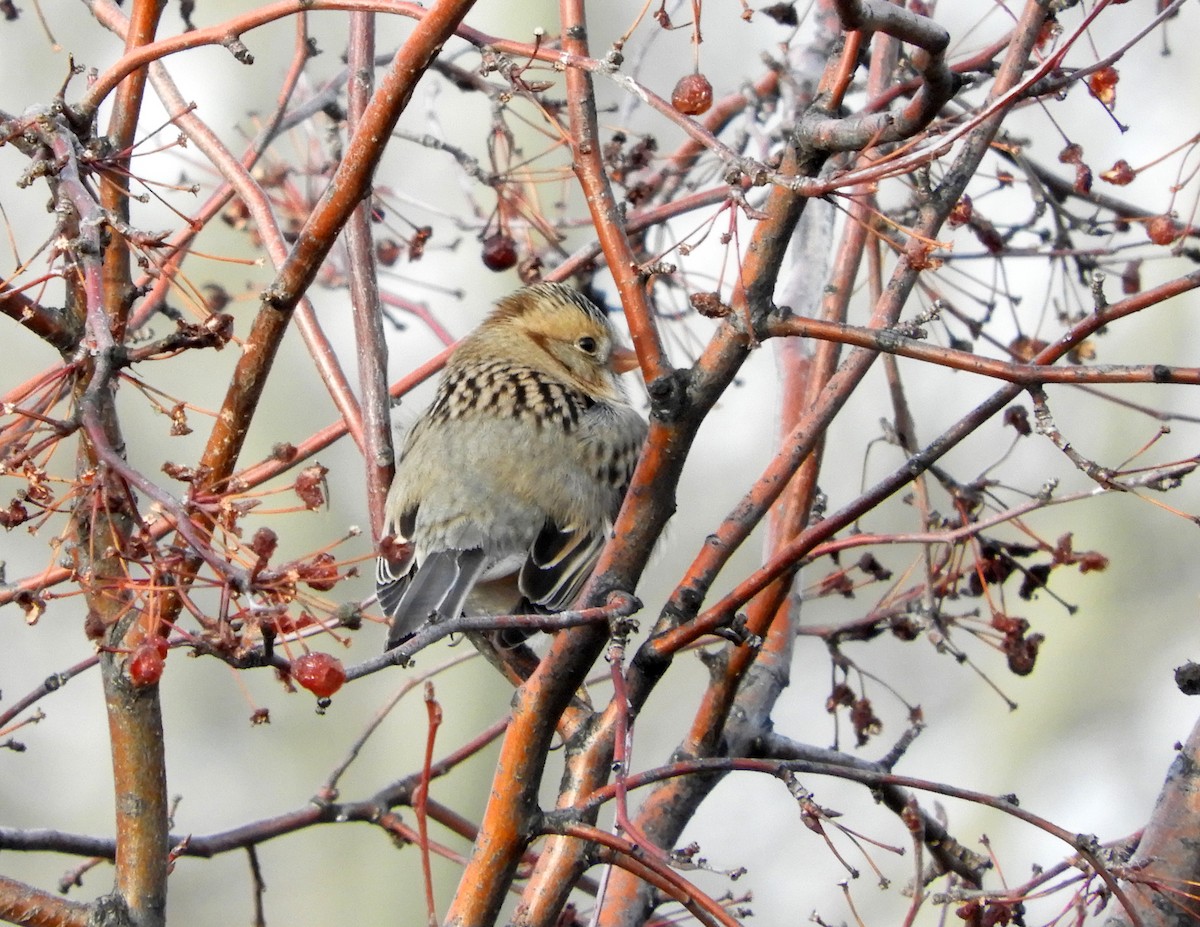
[576,336,598,355]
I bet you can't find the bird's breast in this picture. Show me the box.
[394,413,617,552]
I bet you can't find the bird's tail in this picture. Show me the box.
[383,548,488,650]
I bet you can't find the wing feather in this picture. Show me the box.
[519,519,606,611]
[378,507,490,650]
[383,548,488,649]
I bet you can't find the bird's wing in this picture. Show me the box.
[383,547,489,650]
[518,518,607,612]
[376,507,417,619]
[378,508,490,650]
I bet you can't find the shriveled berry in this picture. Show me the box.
[671,73,713,116]
[1146,215,1184,245]
[291,652,346,698]
[689,291,730,318]
[302,552,340,592]
[1058,142,1083,165]
[947,194,972,227]
[1121,260,1141,294]
[1100,159,1135,186]
[1088,66,1119,106]
[1073,162,1092,195]
[376,238,403,266]
[249,527,278,560]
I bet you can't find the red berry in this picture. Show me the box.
[481,234,518,271]
[302,552,340,592]
[671,73,713,116]
[129,642,165,687]
[291,652,346,698]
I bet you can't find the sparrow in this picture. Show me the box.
[377,282,647,650]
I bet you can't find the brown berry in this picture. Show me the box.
[1058,142,1083,165]
[481,234,518,272]
[302,552,340,592]
[1073,162,1092,194]
[517,254,544,285]
[947,194,972,227]
[1100,159,1135,186]
[291,652,346,698]
[1088,66,1119,106]
[1146,215,1184,246]
[376,238,403,266]
[671,73,713,116]
[1121,260,1141,294]
[689,291,730,318]
[249,527,278,560]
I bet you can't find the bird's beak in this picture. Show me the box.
[610,344,640,375]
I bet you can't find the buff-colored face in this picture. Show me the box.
[466,283,639,401]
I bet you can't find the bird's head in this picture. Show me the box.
[478,283,640,401]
